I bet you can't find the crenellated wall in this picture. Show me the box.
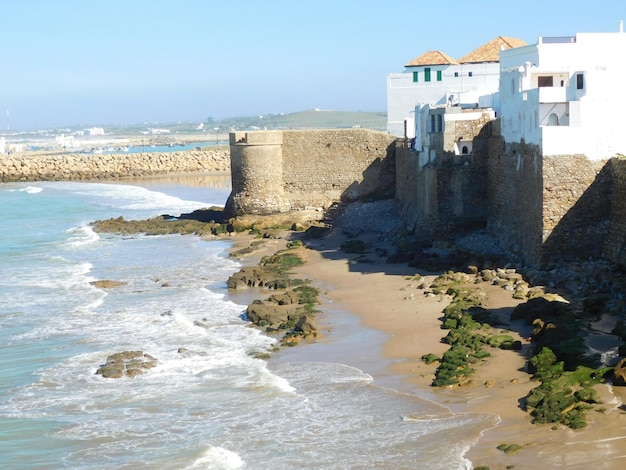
[225,129,396,216]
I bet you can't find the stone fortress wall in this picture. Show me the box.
[225,129,396,215]
[226,127,626,267]
[0,148,230,182]
[398,130,626,266]
[3,126,626,268]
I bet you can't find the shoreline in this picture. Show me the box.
[228,223,626,469]
[93,173,626,468]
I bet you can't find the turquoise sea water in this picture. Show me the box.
[0,178,495,469]
[100,141,221,154]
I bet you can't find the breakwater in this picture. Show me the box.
[0,149,230,182]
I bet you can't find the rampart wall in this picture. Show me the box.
[605,158,626,266]
[0,149,230,182]
[486,138,544,263]
[226,129,396,216]
[6,127,625,269]
[395,120,491,242]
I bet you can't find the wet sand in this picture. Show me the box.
[123,172,626,469]
[231,227,626,469]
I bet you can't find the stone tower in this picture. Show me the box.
[224,130,290,216]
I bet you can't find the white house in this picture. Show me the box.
[499,24,626,160]
[387,36,526,136]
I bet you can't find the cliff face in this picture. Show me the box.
[225,129,396,216]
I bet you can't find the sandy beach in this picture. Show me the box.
[229,219,626,469]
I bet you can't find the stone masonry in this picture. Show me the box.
[225,129,396,216]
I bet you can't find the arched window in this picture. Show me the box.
[547,113,559,126]
[461,146,469,155]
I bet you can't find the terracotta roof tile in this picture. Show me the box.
[405,50,460,67]
[458,36,527,63]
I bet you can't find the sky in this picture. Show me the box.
[1,0,625,130]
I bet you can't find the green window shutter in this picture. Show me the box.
[425,67,431,82]
[413,71,418,82]
[437,70,442,81]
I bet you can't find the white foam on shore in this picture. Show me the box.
[185,446,244,470]
[63,224,100,248]
[50,181,215,216]
[18,185,44,194]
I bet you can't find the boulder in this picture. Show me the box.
[246,302,297,326]
[613,358,626,386]
[226,267,285,290]
[295,315,317,334]
[96,351,157,378]
[511,297,570,324]
[90,280,127,289]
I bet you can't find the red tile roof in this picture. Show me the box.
[405,50,460,67]
[458,36,527,63]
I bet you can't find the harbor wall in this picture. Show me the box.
[0,149,230,182]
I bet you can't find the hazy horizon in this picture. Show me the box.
[1,0,624,130]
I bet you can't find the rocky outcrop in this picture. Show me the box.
[226,266,287,290]
[613,358,626,386]
[95,351,157,378]
[0,148,229,182]
[246,301,299,328]
[90,280,127,289]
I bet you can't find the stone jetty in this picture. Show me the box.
[0,148,230,182]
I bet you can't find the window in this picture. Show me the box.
[538,76,553,87]
[425,67,431,82]
[468,71,473,77]
[430,114,443,133]
[454,72,459,77]
[413,71,418,82]
[461,145,469,155]
[437,70,442,81]
[577,73,584,89]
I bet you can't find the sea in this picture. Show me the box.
[0,176,497,469]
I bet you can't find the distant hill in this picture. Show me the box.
[214,109,387,132]
[14,109,388,137]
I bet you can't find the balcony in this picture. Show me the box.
[538,86,567,103]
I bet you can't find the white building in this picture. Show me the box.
[499,24,626,160]
[387,36,526,136]
[55,134,81,149]
[85,127,105,136]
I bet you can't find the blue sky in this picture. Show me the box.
[1,0,624,130]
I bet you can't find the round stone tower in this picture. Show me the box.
[224,130,291,216]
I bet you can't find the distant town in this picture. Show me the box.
[0,110,387,155]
